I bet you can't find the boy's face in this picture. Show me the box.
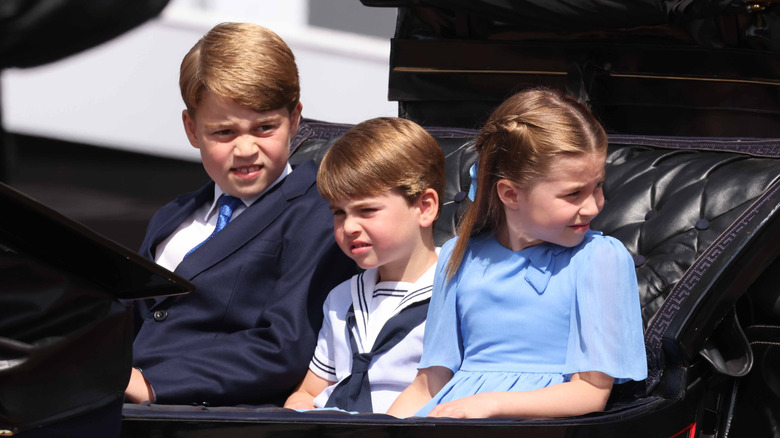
[183,90,302,198]
[329,189,437,283]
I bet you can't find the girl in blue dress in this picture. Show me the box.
[387,88,647,419]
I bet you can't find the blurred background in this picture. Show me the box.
[1,0,397,249]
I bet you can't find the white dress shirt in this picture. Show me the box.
[154,162,292,271]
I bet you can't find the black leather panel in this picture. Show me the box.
[594,144,780,325]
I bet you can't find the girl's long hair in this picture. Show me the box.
[446,87,607,279]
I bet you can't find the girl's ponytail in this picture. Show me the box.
[444,88,607,280]
[446,119,518,279]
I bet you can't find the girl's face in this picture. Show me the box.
[498,151,606,251]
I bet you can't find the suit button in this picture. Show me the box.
[153,310,168,322]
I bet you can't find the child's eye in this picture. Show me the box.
[566,190,580,197]
[331,209,345,216]
[360,208,378,215]
[213,129,232,136]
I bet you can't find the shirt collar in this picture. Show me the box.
[204,162,292,220]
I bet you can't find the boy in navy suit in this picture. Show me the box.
[125,22,357,406]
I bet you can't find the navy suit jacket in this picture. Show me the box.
[133,160,357,406]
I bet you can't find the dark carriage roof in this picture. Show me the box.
[363,0,780,137]
[0,182,193,300]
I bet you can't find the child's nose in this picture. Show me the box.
[580,192,603,217]
[233,136,258,156]
[343,216,361,234]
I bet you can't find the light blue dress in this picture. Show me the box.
[415,230,647,416]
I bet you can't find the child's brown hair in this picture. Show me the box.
[180,22,299,116]
[448,87,608,278]
[317,117,445,216]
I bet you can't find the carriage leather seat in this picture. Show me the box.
[289,118,780,405]
[120,118,780,427]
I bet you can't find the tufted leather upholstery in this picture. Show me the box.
[595,141,780,324]
[291,119,780,398]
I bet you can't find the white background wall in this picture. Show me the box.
[1,1,397,161]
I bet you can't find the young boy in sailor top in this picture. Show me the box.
[284,117,445,414]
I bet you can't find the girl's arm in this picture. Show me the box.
[283,370,334,410]
[427,370,613,419]
[386,366,453,418]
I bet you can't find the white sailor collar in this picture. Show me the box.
[348,260,436,353]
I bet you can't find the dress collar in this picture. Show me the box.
[520,230,601,294]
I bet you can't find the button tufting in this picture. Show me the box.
[153,309,168,322]
[695,219,710,230]
[453,191,468,203]
[633,255,646,267]
[644,210,657,220]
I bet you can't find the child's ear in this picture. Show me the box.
[496,179,522,210]
[182,110,200,149]
[289,101,303,137]
[417,188,439,227]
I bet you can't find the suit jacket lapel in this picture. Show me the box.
[144,182,213,308]
[142,182,214,259]
[173,160,318,283]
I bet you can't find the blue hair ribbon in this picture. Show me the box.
[467,161,479,201]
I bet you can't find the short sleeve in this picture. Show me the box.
[418,238,464,373]
[564,235,648,384]
[309,290,339,381]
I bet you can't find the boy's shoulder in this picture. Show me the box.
[326,269,372,299]
[279,160,319,200]
[146,181,213,225]
[322,269,373,314]
[160,160,319,212]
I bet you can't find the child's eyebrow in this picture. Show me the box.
[253,114,283,124]
[559,174,606,192]
[203,115,281,129]
[202,119,236,129]
[329,199,378,211]
[558,183,585,193]
[350,199,380,209]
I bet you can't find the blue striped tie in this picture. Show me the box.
[185,194,243,258]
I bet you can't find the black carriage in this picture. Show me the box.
[3,1,780,437]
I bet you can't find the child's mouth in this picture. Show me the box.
[232,165,262,176]
[350,242,372,254]
[569,223,590,232]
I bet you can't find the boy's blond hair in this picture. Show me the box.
[180,22,299,116]
[317,117,445,216]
